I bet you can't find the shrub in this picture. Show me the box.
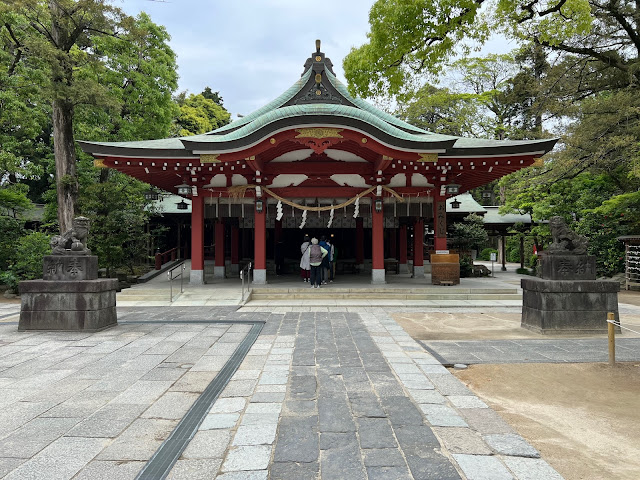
[459,254,473,278]
[479,248,498,261]
[6,232,51,293]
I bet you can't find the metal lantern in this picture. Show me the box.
[144,189,159,201]
[176,200,188,210]
[450,197,461,209]
[445,183,460,195]
[175,183,191,196]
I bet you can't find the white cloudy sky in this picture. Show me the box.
[119,0,514,118]
[119,0,375,117]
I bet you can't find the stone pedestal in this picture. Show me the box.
[521,277,619,334]
[19,279,118,332]
[19,255,117,332]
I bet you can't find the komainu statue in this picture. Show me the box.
[50,216,92,256]
[547,216,588,255]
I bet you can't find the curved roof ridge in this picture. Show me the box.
[182,103,455,146]
[207,68,313,135]
[324,70,440,136]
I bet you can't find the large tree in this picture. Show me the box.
[0,0,129,233]
[344,0,637,100]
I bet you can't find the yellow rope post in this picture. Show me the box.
[608,312,615,366]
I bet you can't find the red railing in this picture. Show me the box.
[155,247,180,270]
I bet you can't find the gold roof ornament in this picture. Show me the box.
[295,128,343,139]
[417,153,438,163]
[532,157,544,167]
[93,159,106,168]
[200,154,220,164]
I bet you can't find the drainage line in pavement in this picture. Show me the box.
[418,340,454,367]
[120,320,259,325]
[135,320,264,480]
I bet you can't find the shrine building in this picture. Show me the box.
[79,41,557,285]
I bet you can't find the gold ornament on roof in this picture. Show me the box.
[295,128,343,139]
[417,153,438,163]
[94,159,106,168]
[200,154,220,163]
[532,157,544,167]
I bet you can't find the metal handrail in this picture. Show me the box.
[168,263,186,302]
[240,261,252,301]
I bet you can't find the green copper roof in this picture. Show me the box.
[211,68,313,135]
[182,103,456,148]
[324,70,433,136]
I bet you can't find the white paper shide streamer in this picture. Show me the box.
[276,200,283,221]
[353,196,360,218]
[299,209,307,229]
[327,207,334,228]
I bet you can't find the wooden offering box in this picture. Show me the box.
[430,254,460,285]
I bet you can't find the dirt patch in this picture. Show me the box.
[452,363,640,480]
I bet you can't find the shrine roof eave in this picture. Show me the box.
[445,137,558,157]
[77,138,196,159]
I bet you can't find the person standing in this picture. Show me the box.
[309,237,328,288]
[319,235,330,285]
[300,234,311,282]
[329,240,336,282]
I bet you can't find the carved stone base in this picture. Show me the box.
[43,255,98,281]
[538,253,596,280]
[521,277,619,334]
[19,279,118,332]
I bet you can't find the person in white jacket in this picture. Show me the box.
[299,234,311,282]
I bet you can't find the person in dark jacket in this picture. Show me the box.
[309,237,328,288]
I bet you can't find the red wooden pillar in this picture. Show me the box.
[190,195,205,284]
[413,218,425,277]
[231,225,239,275]
[371,202,385,283]
[214,220,225,278]
[356,218,364,265]
[399,225,408,273]
[434,193,447,251]
[254,202,267,284]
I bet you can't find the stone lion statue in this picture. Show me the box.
[547,216,588,255]
[51,216,92,256]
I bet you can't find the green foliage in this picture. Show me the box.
[0,215,23,269]
[173,93,231,136]
[79,170,153,275]
[459,254,474,278]
[397,84,481,136]
[75,12,179,142]
[479,248,498,261]
[0,183,32,217]
[450,214,489,252]
[2,231,51,292]
[343,0,489,98]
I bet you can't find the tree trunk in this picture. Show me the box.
[50,0,77,234]
[52,97,77,234]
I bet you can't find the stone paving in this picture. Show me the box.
[421,338,640,365]
[0,305,566,479]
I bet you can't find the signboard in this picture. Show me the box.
[435,250,449,255]
[490,252,497,261]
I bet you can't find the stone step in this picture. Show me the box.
[252,287,519,294]
[249,292,522,301]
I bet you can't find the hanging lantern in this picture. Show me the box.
[450,197,461,209]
